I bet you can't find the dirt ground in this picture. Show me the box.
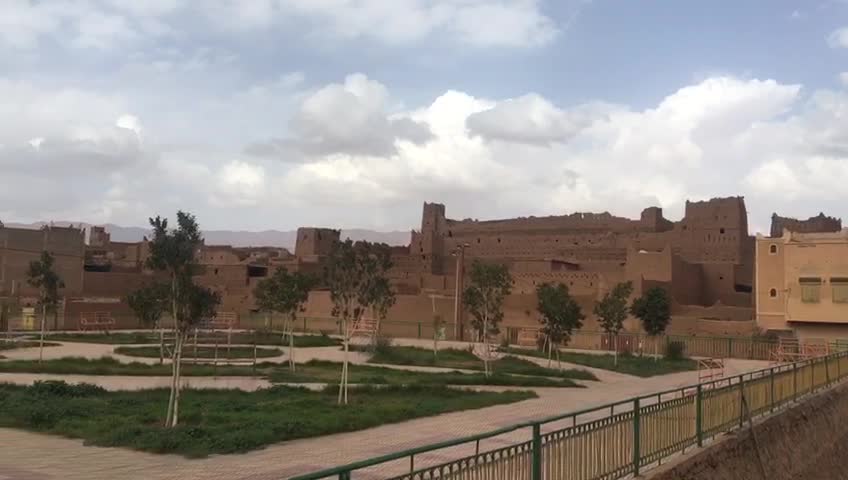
[649,381,848,480]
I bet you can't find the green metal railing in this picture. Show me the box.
[290,351,848,480]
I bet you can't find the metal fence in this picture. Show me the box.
[290,351,848,480]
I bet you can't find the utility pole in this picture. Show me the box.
[452,243,469,341]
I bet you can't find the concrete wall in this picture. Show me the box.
[650,381,848,480]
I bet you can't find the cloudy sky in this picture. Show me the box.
[2,0,848,234]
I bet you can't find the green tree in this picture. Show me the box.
[146,211,221,426]
[536,282,585,369]
[126,282,170,364]
[462,261,512,376]
[27,251,64,364]
[324,239,396,404]
[594,281,634,366]
[631,286,671,360]
[253,267,316,372]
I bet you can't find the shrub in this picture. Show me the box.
[665,341,686,361]
[500,336,510,349]
[29,380,106,397]
[373,335,393,355]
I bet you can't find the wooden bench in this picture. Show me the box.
[198,312,237,331]
[517,328,541,347]
[80,312,115,332]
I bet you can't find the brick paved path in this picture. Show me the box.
[0,338,769,480]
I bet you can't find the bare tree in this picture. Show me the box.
[324,239,395,405]
[536,282,584,370]
[462,261,512,377]
[254,267,316,372]
[146,212,220,427]
[26,251,64,364]
[126,282,170,364]
[594,281,634,366]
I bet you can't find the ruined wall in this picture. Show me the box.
[81,271,159,297]
[672,255,704,306]
[0,226,85,296]
[770,212,841,238]
[294,227,340,258]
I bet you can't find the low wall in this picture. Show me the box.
[650,381,848,480]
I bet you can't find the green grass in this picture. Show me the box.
[0,355,579,387]
[0,381,535,457]
[0,341,61,351]
[363,345,597,381]
[46,332,341,347]
[0,357,273,376]
[46,332,157,344]
[115,346,283,359]
[270,359,582,387]
[499,347,698,377]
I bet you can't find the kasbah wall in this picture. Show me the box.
[0,200,839,339]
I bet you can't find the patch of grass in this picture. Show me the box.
[0,381,535,457]
[0,341,61,351]
[363,345,596,381]
[270,360,581,388]
[46,332,340,347]
[500,347,697,377]
[0,357,272,376]
[46,332,155,344]
[115,346,283,359]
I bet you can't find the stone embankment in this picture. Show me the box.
[650,382,848,480]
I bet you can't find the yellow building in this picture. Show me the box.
[756,229,848,340]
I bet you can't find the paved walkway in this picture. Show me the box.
[0,350,770,480]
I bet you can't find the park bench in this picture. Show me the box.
[79,312,115,332]
[517,327,541,347]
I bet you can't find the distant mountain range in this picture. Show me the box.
[4,222,412,250]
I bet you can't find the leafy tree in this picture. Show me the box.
[594,281,634,366]
[324,239,396,404]
[462,261,512,376]
[253,267,316,372]
[536,282,584,369]
[126,282,170,364]
[27,251,64,364]
[631,286,671,360]
[146,211,221,427]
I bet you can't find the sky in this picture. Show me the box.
[1,0,848,235]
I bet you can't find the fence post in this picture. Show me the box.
[303,316,307,333]
[728,337,732,358]
[418,322,422,339]
[738,376,744,428]
[532,423,542,480]
[633,397,641,476]
[793,362,798,402]
[826,356,831,386]
[696,384,703,447]
[770,367,775,413]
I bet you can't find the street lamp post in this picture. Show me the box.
[452,243,470,341]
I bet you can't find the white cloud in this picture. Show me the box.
[4,69,848,233]
[281,73,431,157]
[829,27,848,48]
[276,75,845,228]
[840,72,848,87]
[214,161,267,206]
[466,93,599,145]
[0,1,559,51]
